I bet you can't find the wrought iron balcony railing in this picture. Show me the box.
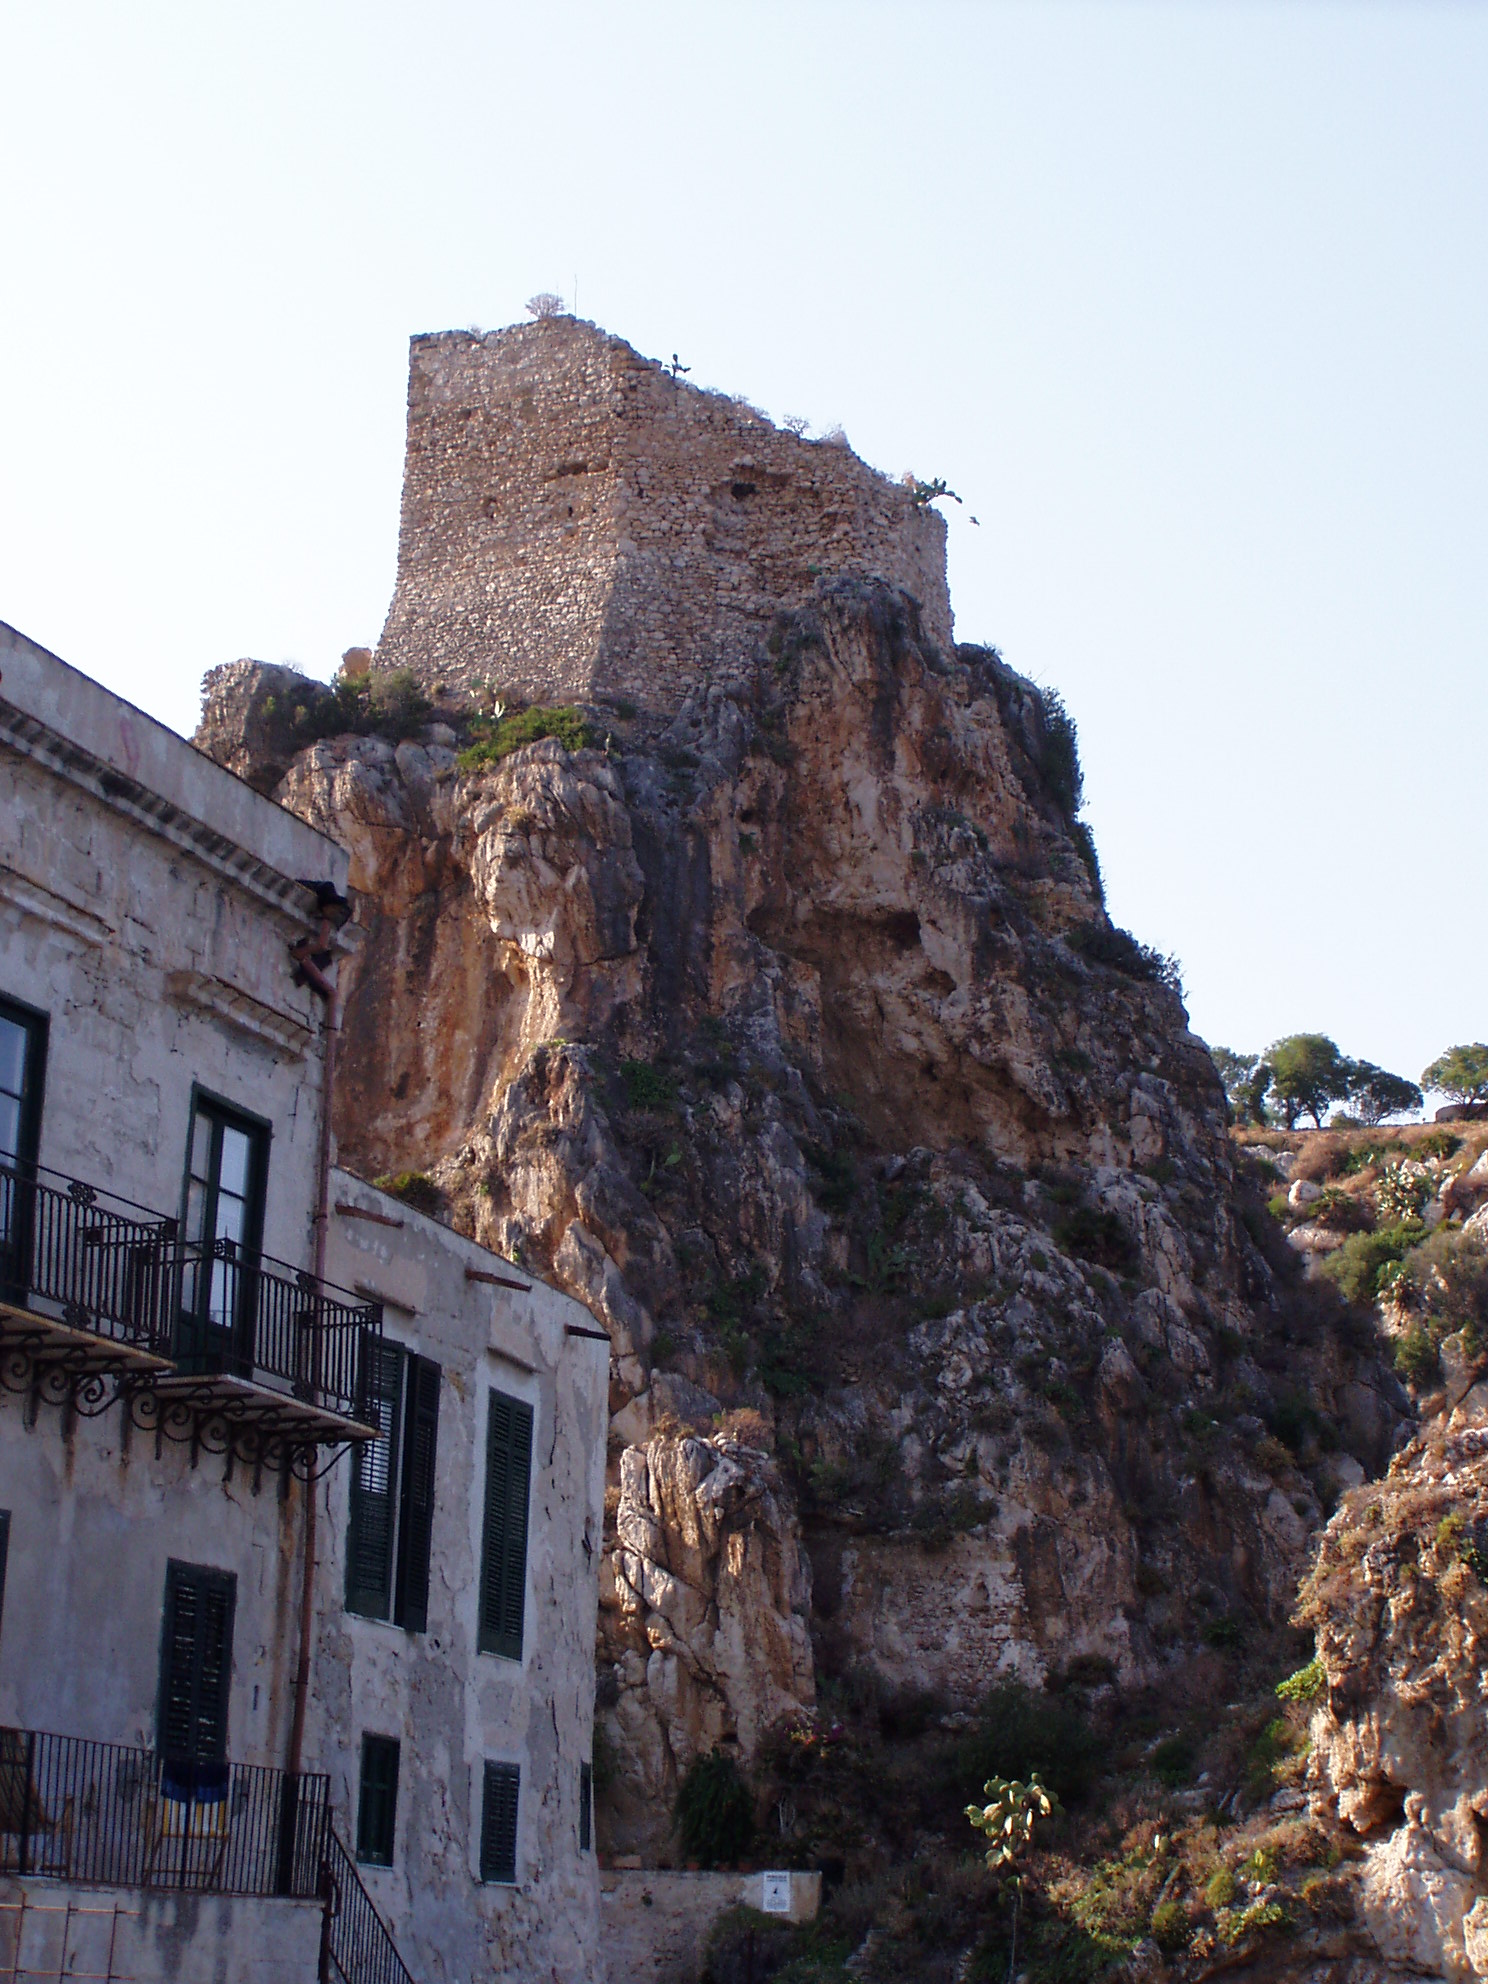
[0,1728,329,1899]
[0,1162,176,1362]
[0,1161,382,1439]
[171,1237,380,1430]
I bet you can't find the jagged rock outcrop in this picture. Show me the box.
[1303,1341,1488,1980]
[201,576,1401,1865]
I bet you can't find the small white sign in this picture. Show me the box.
[761,1871,792,1915]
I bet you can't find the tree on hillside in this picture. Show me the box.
[1422,1044,1488,1107]
[1267,1034,1352,1130]
[1346,1062,1423,1126]
[1209,1047,1254,1117]
[1209,1047,1272,1125]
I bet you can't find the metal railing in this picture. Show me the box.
[175,1240,380,1423]
[320,1829,414,1984]
[0,1160,382,1424]
[0,1164,176,1357]
[0,1728,329,1899]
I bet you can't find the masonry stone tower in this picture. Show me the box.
[374,317,954,713]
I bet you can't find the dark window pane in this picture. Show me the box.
[478,1391,532,1660]
[356,1734,401,1867]
[480,1762,520,1883]
[0,1511,10,1642]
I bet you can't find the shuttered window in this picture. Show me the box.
[356,1734,400,1867]
[346,1342,403,1618]
[480,1761,520,1884]
[158,1563,236,1767]
[477,1390,533,1661]
[579,1761,592,1853]
[394,1358,440,1634]
[346,1345,440,1631]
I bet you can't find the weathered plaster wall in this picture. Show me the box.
[0,1880,322,1983]
[0,622,344,1262]
[375,318,953,713]
[0,625,356,1773]
[0,1407,303,1769]
[315,1170,610,1984]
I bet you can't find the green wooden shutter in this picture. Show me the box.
[158,1563,236,1766]
[480,1761,520,1883]
[346,1342,404,1620]
[356,1734,401,1867]
[477,1391,533,1660]
[393,1356,440,1633]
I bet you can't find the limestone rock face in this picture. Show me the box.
[1304,1376,1488,1975]
[603,1433,814,1856]
[200,578,1401,1864]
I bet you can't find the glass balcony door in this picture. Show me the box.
[177,1098,268,1378]
[0,998,47,1309]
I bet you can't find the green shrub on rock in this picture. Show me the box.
[1320,1222,1426,1306]
[958,1681,1101,1805]
[1151,1899,1190,1953]
[675,1750,754,1868]
[458,703,597,769]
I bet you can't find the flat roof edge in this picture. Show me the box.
[0,621,348,893]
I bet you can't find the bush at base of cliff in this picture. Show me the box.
[701,1908,805,1984]
[676,1750,755,1868]
[956,1683,1101,1806]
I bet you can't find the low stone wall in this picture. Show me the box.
[0,1881,323,1983]
[600,1869,820,1984]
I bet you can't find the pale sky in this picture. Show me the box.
[2,1,1483,1099]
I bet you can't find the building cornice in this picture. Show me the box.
[0,698,325,929]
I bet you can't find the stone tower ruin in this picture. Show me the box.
[374,317,954,713]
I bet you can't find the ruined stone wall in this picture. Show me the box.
[375,318,953,712]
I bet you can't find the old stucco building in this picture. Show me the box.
[0,622,608,1982]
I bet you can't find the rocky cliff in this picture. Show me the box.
[191,325,1428,1976]
[198,579,1398,1866]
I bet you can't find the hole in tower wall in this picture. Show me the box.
[731,481,757,501]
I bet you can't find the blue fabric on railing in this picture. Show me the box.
[159,1759,229,1805]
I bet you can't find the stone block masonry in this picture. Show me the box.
[375,316,954,714]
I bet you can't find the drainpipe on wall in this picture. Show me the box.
[286,900,345,1791]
